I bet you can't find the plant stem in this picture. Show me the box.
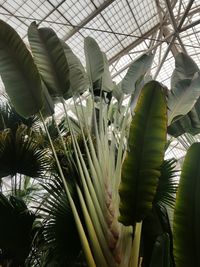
[39,110,96,267]
[129,222,142,267]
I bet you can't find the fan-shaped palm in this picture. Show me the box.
[0,125,50,179]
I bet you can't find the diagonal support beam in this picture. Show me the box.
[153,0,195,79]
[164,0,187,53]
[62,0,115,41]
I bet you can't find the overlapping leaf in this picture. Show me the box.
[173,143,200,267]
[28,22,70,99]
[119,81,167,226]
[120,53,153,94]
[0,20,43,118]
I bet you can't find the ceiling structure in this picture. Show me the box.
[0,0,200,161]
[1,0,200,86]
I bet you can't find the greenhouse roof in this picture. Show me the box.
[1,0,200,87]
[0,0,200,160]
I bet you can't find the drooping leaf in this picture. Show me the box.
[168,74,200,125]
[0,20,43,118]
[167,53,200,136]
[119,81,167,226]
[61,40,89,97]
[173,143,200,267]
[168,97,200,137]
[130,74,153,113]
[120,53,154,94]
[28,22,70,99]
[84,36,104,85]
[171,52,199,88]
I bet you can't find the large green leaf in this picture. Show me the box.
[130,74,153,113]
[28,22,70,99]
[0,20,43,118]
[119,81,167,226]
[171,52,199,88]
[168,97,200,137]
[84,37,114,96]
[173,142,200,267]
[61,40,89,98]
[167,53,200,136]
[84,37,104,85]
[101,52,114,92]
[168,74,200,125]
[120,53,153,94]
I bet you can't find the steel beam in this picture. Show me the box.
[153,0,195,78]
[109,24,161,65]
[177,0,195,30]
[181,18,200,32]
[62,0,115,41]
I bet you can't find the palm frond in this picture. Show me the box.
[154,159,179,208]
[35,179,82,266]
[0,125,50,178]
[0,99,38,132]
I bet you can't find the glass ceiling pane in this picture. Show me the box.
[58,0,95,25]
[101,0,137,37]
[128,0,159,32]
[0,0,199,96]
[80,14,120,55]
[0,0,200,170]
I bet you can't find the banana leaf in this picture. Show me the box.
[84,36,104,85]
[171,52,199,88]
[84,37,113,96]
[61,40,89,98]
[0,20,43,118]
[119,81,167,226]
[168,97,200,137]
[28,22,70,99]
[173,142,200,267]
[167,74,200,125]
[168,53,200,136]
[120,53,153,94]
